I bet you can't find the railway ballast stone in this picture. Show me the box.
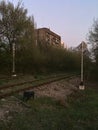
[33,77,79,106]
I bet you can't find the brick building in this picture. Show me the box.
[36,28,61,46]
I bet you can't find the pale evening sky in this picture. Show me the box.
[6,0,98,47]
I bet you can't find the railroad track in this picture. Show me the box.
[0,73,75,90]
[0,73,79,99]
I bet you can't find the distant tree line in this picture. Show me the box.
[0,1,91,78]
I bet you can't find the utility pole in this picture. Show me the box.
[12,42,17,77]
[79,41,85,90]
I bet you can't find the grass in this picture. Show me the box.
[0,87,98,130]
[66,87,98,130]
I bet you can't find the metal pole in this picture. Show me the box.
[79,41,85,90]
[81,42,83,82]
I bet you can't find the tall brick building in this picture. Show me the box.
[36,28,61,46]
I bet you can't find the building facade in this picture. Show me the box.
[36,28,61,46]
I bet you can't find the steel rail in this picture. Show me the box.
[0,73,73,90]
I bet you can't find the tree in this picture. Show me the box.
[0,1,36,74]
[88,19,98,80]
[88,19,98,62]
[0,1,35,53]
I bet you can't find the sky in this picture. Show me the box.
[5,0,98,47]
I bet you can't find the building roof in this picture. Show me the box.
[37,27,61,39]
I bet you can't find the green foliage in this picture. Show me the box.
[88,19,98,80]
[36,43,81,73]
[0,0,36,74]
[0,1,35,51]
[88,20,98,64]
